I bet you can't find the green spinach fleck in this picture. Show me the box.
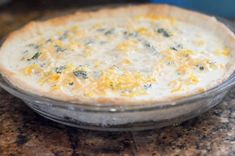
[141,40,158,55]
[85,39,95,46]
[69,82,74,86]
[27,52,41,61]
[97,28,115,35]
[55,66,66,74]
[123,31,138,38]
[144,84,152,90]
[170,47,178,51]
[199,66,204,71]
[73,70,88,79]
[104,28,115,35]
[46,39,52,43]
[143,41,153,49]
[27,43,40,49]
[54,45,66,52]
[197,65,205,71]
[157,28,171,37]
[170,44,183,51]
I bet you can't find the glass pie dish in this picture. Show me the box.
[0,13,235,131]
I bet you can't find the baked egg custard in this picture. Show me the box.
[0,4,235,104]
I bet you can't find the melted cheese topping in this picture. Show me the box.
[8,14,231,100]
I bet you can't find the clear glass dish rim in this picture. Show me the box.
[0,6,235,112]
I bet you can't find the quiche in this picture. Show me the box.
[0,4,235,105]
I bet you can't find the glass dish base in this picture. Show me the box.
[23,91,227,131]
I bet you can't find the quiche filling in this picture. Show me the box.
[0,6,233,102]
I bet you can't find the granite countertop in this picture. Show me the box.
[0,1,235,156]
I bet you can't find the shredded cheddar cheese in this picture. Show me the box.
[117,40,138,52]
[188,73,199,84]
[216,49,230,57]
[136,15,176,24]
[137,27,153,36]
[23,64,42,75]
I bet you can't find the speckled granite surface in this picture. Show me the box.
[0,85,235,156]
[0,1,235,156]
